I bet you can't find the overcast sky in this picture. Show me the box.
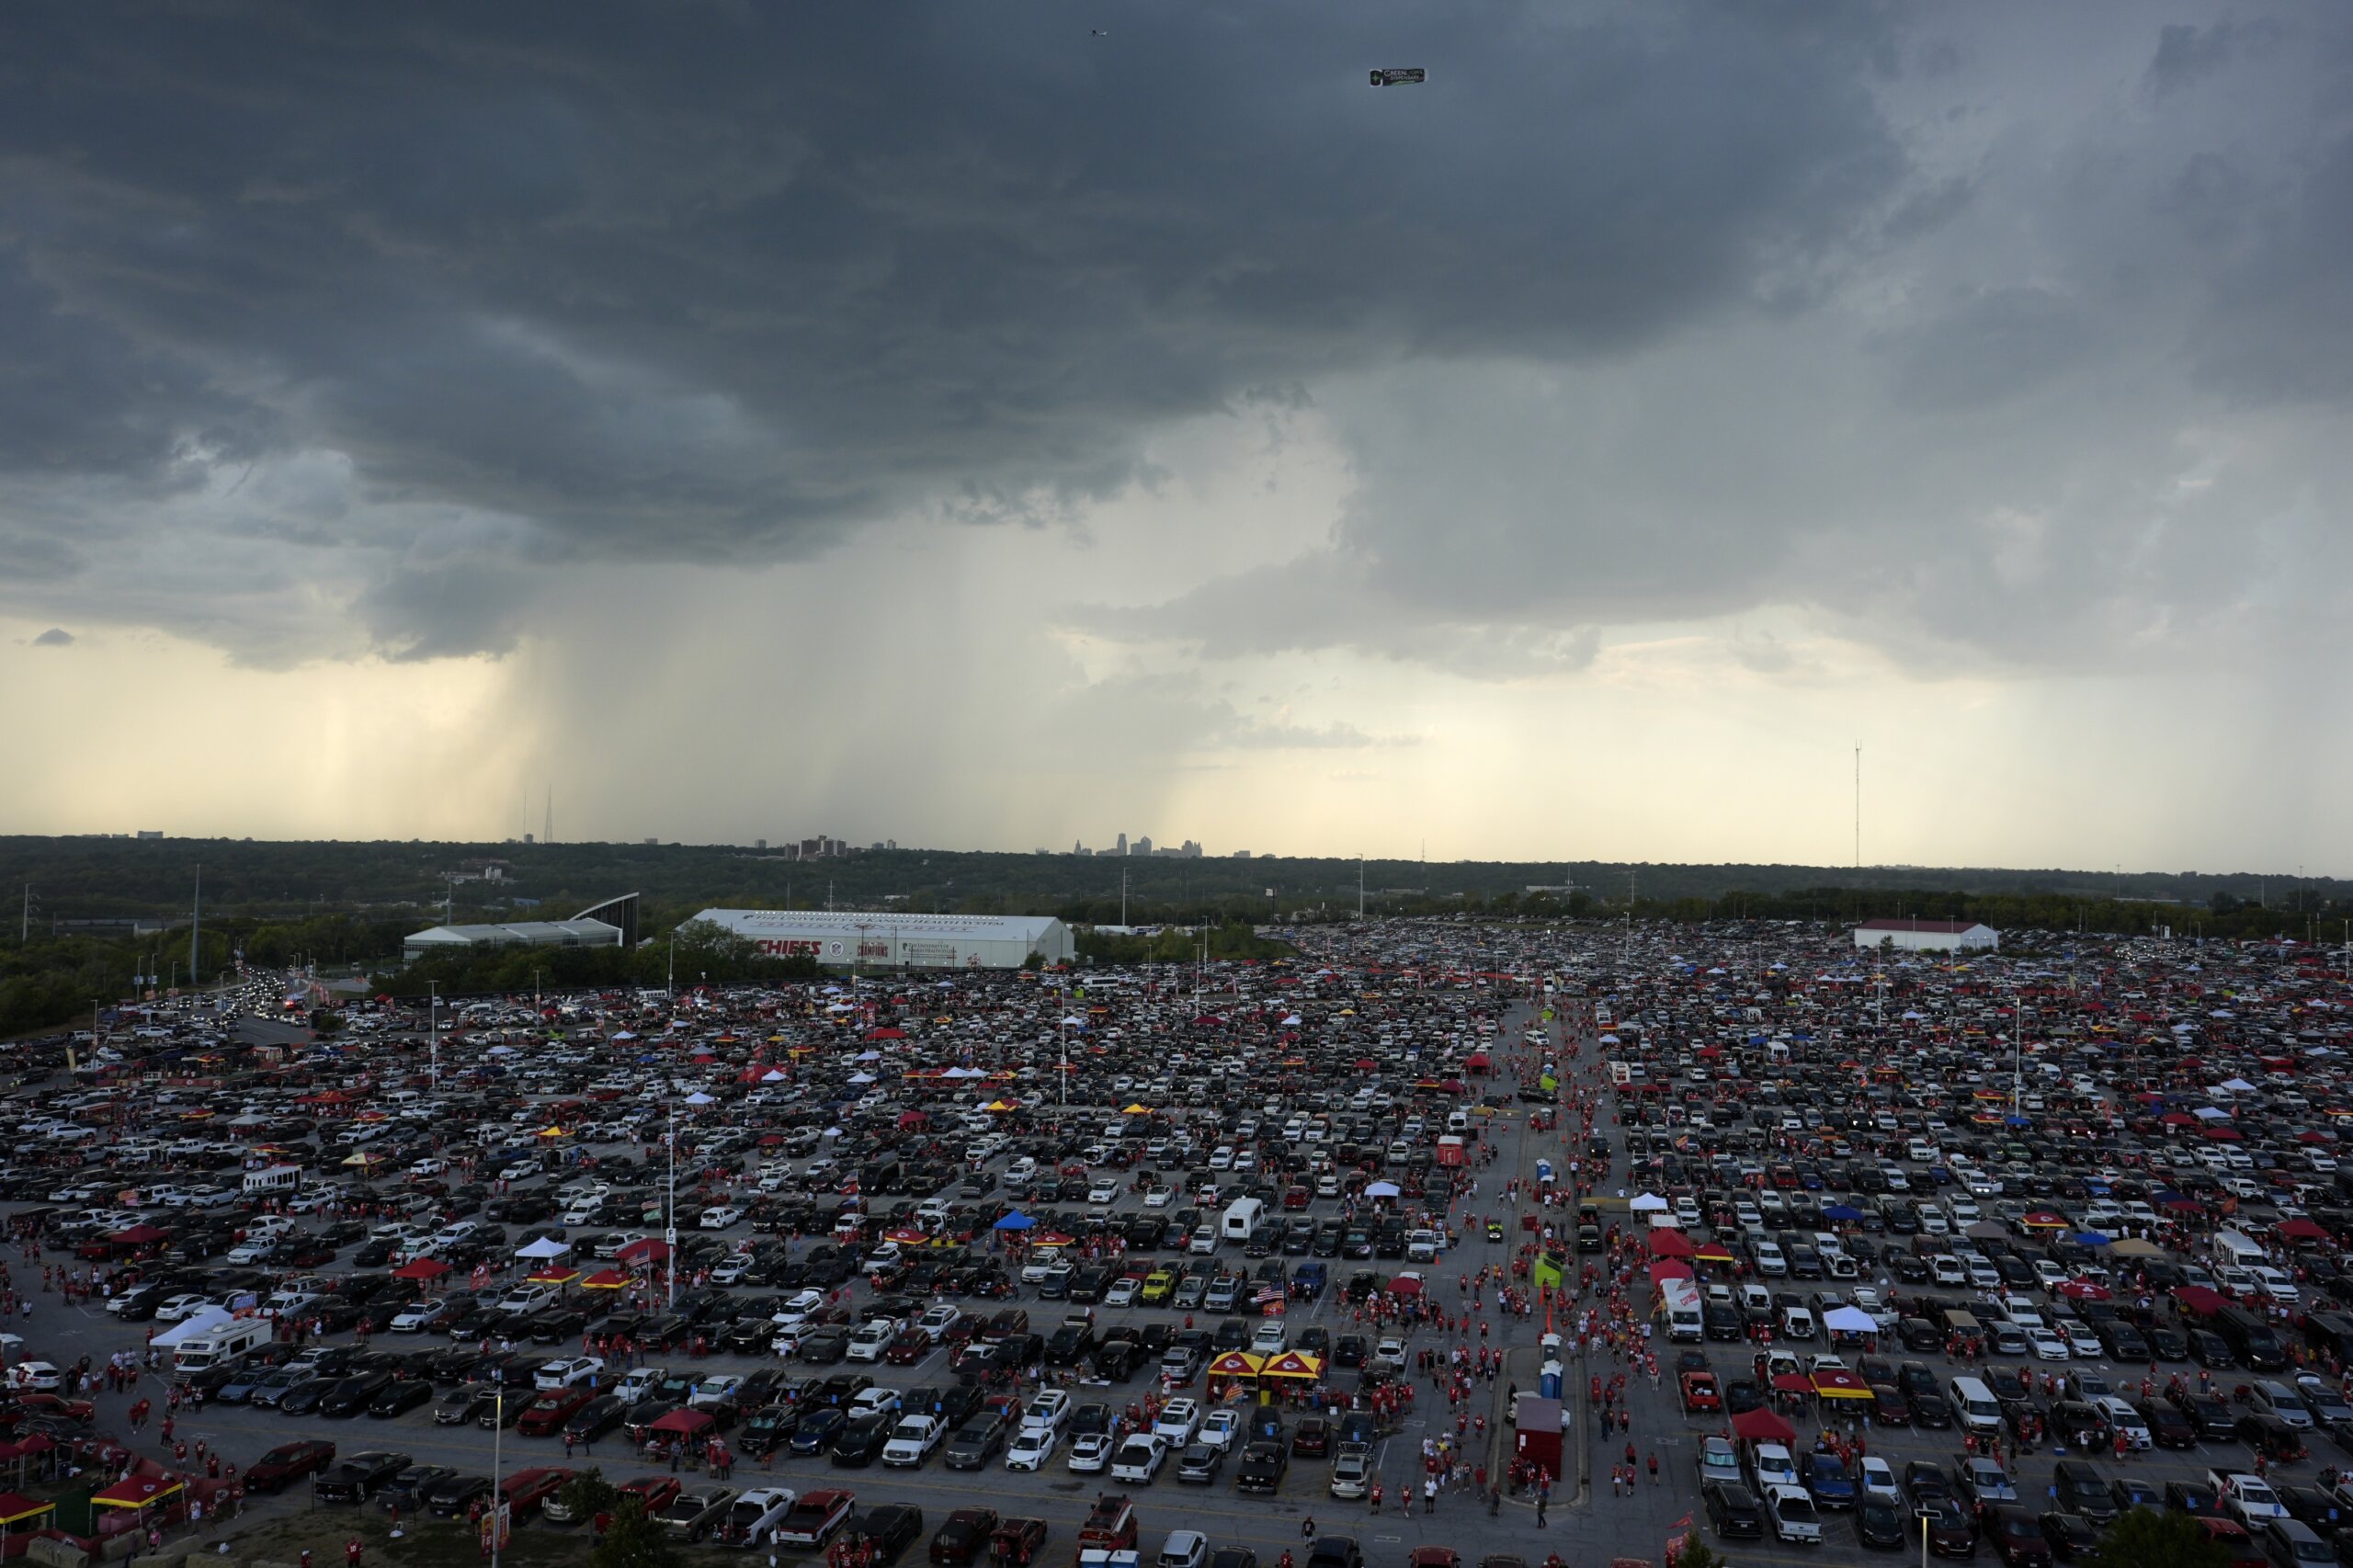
[4,2,2350,870]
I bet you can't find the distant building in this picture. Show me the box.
[692,907,1074,969]
[136,830,164,840]
[406,893,638,960]
[1852,918,1999,953]
[404,916,625,962]
[1116,833,1128,856]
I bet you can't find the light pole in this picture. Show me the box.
[665,1099,678,1308]
[428,981,439,1090]
[491,1381,506,1568]
[2008,982,2025,1119]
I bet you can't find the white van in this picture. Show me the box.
[171,1317,270,1370]
[1949,1375,2004,1437]
[2214,1230,2266,1270]
[243,1165,302,1197]
[1221,1197,1266,1243]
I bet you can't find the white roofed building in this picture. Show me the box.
[403,918,623,962]
[1851,918,1999,953]
[692,908,1073,969]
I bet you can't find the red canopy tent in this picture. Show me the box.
[1732,1406,1796,1443]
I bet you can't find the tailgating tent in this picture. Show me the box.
[581,1269,630,1290]
[1822,1306,1877,1335]
[0,1493,52,1536]
[90,1475,182,1510]
[650,1407,717,1439]
[994,1213,1035,1232]
[1260,1351,1324,1381]
[2106,1238,2163,1257]
[1629,1194,1668,1213]
[1812,1369,1873,1400]
[616,1238,671,1264]
[392,1259,451,1280]
[1365,1181,1402,1199]
[1646,1230,1694,1258]
[516,1236,571,1260]
[1731,1406,1796,1443]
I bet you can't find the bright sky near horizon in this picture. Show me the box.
[3,4,2349,870]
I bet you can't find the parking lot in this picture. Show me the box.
[8,922,2353,1568]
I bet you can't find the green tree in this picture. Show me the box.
[1672,1540,1729,1568]
[554,1467,617,1527]
[588,1496,677,1568]
[2085,1508,2229,1568]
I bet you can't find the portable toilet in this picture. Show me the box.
[1539,1358,1563,1400]
[1535,1158,1554,1187]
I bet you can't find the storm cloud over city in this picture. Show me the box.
[4,3,2350,868]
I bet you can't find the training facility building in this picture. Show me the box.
[404,894,640,962]
[1851,917,2000,953]
[691,908,1074,970]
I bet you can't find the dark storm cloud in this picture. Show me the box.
[2148,19,2285,95]
[0,0,1909,654]
[1079,6,2353,684]
[1884,286,2099,412]
[29,628,74,647]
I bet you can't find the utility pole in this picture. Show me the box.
[665,1098,678,1308]
[1358,857,1365,921]
[428,981,439,1089]
[2010,983,2025,1119]
[1120,869,1128,928]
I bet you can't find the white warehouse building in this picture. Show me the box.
[692,908,1074,970]
[1851,917,2000,953]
